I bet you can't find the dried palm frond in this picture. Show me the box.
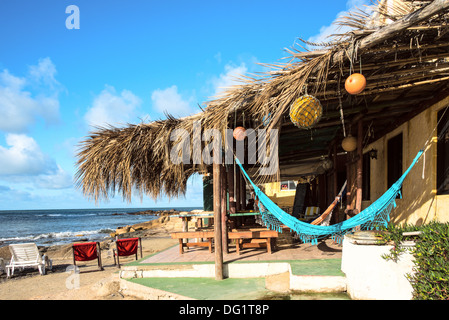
[335,7,372,31]
[75,0,449,202]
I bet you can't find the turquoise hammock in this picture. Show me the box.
[235,149,424,245]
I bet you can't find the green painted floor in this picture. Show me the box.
[127,277,271,300]
[289,259,344,276]
[123,258,348,300]
[126,276,349,300]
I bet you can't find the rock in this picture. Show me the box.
[265,272,290,293]
[115,226,131,235]
[95,279,121,297]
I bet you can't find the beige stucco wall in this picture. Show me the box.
[363,95,449,226]
[264,181,296,207]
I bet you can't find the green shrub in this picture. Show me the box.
[381,221,449,300]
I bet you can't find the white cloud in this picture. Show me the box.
[35,165,73,189]
[0,134,55,176]
[0,134,72,189]
[307,0,371,46]
[0,58,61,133]
[210,62,248,97]
[84,85,143,127]
[151,85,194,117]
[28,57,60,90]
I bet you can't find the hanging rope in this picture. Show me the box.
[339,95,346,137]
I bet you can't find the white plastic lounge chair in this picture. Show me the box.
[6,243,52,278]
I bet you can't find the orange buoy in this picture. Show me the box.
[233,127,247,141]
[345,73,366,95]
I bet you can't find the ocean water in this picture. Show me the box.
[0,207,201,247]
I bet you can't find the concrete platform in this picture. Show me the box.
[119,239,348,299]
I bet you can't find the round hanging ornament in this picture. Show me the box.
[233,126,247,141]
[342,134,357,152]
[345,73,366,95]
[289,95,323,129]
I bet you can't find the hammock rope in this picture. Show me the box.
[235,149,424,244]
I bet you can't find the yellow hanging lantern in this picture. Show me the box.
[289,95,323,129]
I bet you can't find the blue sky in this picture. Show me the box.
[0,0,368,210]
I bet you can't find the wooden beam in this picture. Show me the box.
[227,165,236,215]
[332,0,449,63]
[317,74,449,97]
[221,165,228,253]
[213,162,223,280]
[332,143,338,223]
[292,38,449,61]
[340,52,449,72]
[306,63,449,89]
[235,166,241,212]
[355,119,363,214]
[240,169,247,211]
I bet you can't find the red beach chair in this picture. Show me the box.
[113,237,142,267]
[72,242,103,271]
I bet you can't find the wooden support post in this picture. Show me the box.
[227,165,236,230]
[182,217,188,244]
[221,165,228,254]
[213,162,223,280]
[240,171,246,210]
[346,150,352,220]
[235,166,241,212]
[333,143,338,223]
[227,165,236,215]
[356,119,363,214]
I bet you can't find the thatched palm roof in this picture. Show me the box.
[76,0,449,202]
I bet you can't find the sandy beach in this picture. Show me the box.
[0,215,180,300]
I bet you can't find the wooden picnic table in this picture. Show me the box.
[170,227,278,255]
[171,231,215,254]
[229,228,279,254]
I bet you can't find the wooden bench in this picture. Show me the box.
[171,231,215,254]
[228,229,279,255]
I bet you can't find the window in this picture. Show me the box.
[437,109,449,195]
[280,181,296,191]
[362,152,370,201]
[388,133,403,194]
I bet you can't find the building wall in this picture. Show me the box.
[263,181,296,208]
[363,95,449,226]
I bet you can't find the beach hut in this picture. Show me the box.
[76,0,449,279]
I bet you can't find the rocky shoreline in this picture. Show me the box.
[0,208,196,261]
[110,209,180,238]
[124,208,180,216]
